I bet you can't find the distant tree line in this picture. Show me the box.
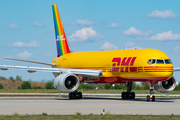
[174,83,180,91]
[0,75,55,89]
[17,81,55,89]
[0,83,3,89]
[1,75,180,90]
[9,75,22,81]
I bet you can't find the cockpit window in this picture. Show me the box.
[147,59,151,64]
[152,59,156,64]
[157,59,164,64]
[147,59,172,65]
[165,59,172,64]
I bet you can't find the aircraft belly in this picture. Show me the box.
[84,71,172,84]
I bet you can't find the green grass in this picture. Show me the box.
[0,89,180,94]
[0,115,180,120]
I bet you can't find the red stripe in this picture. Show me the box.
[130,57,137,66]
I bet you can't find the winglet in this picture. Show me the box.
[52,4,71,57]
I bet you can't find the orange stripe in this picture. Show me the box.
[74,67,106,69]
[60,23,67,54]
[144,69,173,70]
[63,40,67,54]
[144,66,173,68]
[145,71,173,72]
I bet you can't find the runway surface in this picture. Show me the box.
[0,96,179,115]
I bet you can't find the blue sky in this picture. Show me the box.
[1,0,180,82]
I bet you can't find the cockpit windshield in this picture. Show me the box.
[157,59,164,64]
[147,59,172,65]
[152,59,156,64]
[164,59,172,64]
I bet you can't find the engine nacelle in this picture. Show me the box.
[154,77,176,93]
[53,73,79,93]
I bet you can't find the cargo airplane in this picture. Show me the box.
[0,4,179,101]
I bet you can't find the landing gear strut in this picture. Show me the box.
[147,82,155,102]
[69,91,82,99]
[122,81,135,99]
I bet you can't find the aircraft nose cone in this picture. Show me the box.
[164,81,168,85]
[66,80,71,85]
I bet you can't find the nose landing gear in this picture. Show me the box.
[147,82,155,102]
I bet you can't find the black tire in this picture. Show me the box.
[130,92,135,99]
[76,92,82,99]
[122,92,125,99]
[147,95,150,102]
[71,92,76,99]
[125,92,129,99]
[152,95,155,102]
[69,93,72,99]
[79,92,82,99]
[128,92,132,99]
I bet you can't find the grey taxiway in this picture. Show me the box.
[0,96,179,115]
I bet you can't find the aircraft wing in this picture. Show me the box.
[173,68,180,72]
[4,58,56,66]
[0,65,103,78]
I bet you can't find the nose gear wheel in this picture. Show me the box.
[147,82,156,102]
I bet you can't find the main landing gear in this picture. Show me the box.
[69,91,82,99]
[122,81,135,99]
[147,82,155,102]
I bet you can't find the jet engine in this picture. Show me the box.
[53,73,79,93]
[154,77,176,93]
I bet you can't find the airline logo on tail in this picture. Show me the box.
[57,35,65,41]
[52,4,71,56]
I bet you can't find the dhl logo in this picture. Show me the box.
[110,57,172,73]
[111,57,138,72]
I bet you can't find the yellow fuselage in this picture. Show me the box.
[52,49,173,84]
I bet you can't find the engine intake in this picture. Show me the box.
[53,73,79,93]
[154,77,176,93]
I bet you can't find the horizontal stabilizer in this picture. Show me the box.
[173,68,180,72]
[4,58,56,66]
